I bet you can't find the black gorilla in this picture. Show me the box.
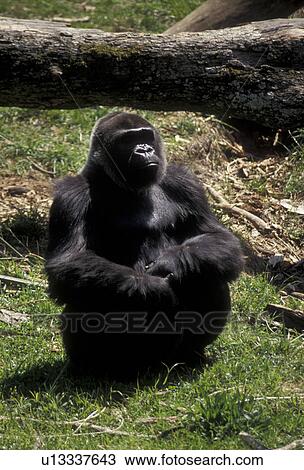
[46,112,243,377]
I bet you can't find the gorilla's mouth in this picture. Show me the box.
[137,161,159,174]
[142,162,159,168]
[129,144,159,171]
[126,143,160,187]
[127,160,160,188]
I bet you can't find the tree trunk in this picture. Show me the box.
[165,0,304,33]
[0,17,304,128]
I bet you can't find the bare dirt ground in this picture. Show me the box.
[0,173,52,220]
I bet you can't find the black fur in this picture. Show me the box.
[45,112,244,377]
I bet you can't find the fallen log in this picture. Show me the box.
[0,17,304,128]
[165,0,304,34]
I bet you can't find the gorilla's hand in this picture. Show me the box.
[146,247,183,281]
[119,269,176,306]
[142,274,176,306]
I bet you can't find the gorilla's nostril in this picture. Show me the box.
[129,143,157,166]
[134,144,155,158]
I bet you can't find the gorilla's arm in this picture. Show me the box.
[147,165,244,282]
[148,227,243,282]
[45,176,174,307]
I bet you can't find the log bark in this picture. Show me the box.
[0,17,304,128]
[165,0,304,34]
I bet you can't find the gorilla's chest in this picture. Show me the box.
[87,191,181,266]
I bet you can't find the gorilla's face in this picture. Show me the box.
[88,112,167,190]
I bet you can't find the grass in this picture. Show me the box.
[1,267,304,450]
[0,108,111,176]
[0,271,303,449]
[285,130,304,197]
[0,0,304,451]
[0,0,201,33]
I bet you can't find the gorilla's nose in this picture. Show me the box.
[129,144,158,168]
[134,144,155,159]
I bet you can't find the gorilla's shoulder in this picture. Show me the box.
[52,175,90,215]
[54,175,89,196]
[162,163,206,203]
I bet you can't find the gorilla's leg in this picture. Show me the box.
[172,278,231,362]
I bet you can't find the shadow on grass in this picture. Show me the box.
[240,237,304,294]
[0,360,134,401]
[0,356,211,401]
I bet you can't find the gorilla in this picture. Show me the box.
[46,112,243,378]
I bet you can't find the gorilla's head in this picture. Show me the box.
[86,112,167,191]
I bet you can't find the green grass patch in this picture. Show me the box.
[0,273,303,449]
[0,108,111,176]
[0,0,201,33]
[285,130,304,197]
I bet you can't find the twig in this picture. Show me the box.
[70,422,155,438]
[6,228,30,254]
[0,274,46,289]
[205,185,271,233]
[26,157,55,177]
[0,235,23,258]
[72,410,103,434]
[27,252,45,261]
[0,415,154,438]
[279,438,304,450]
[0,132,54,176]
[290,292,304,301]
[0,309,30,325]
[47,429,156,439]
[266,303,304,332]
[250,395,304,401]
[51,16,90,23]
